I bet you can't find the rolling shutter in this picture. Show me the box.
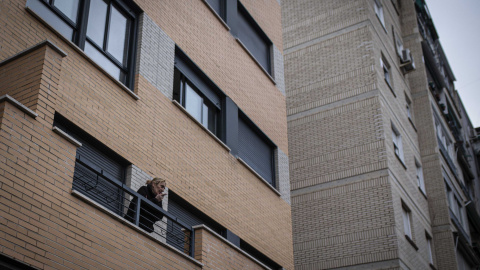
[237,117,274,186]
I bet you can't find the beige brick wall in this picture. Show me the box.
[284,0,434,269]
[0,0,293,268]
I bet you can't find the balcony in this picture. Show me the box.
[72,157,195,256]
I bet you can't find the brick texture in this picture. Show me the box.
[0,0,292,269]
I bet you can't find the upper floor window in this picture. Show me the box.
[236,2,272,75]
[405,94,413,121]
[238,114,275,187]
[27,0,139,89]
[415,159,426,195]
[374,0,385,27]
[392,124,404,162]
[402,203,413,240]
[177,73,219,134]
[381,55,392,89]
[426,233,434,266]
[173,49,223,137]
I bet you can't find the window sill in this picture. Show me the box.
[419,187,428,200]
[385,79,396,97]
[237,157,281,197]
[52,126,82,147]
[395,153,407,170]
[201,0,230,31]
[376,15,388,34]
[71,189,203,267]
[235,38,276,85]
[408,117,417,132]
[172,100,231,152]
[26,6,140,101]
[0,95,38,119]
[405,235,419,250]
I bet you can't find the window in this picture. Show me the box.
[381,55,392,88]
[416,160,426,194]
[173,49,222,136]
[236,2,272,75]
[394,31,404,58]
[405,94,413,121]
[238,114,275,186]
[374,0,385,27]
[426,233,434,265]
[167,191,226,250]
[53,114,129,215]
[176,73,219,134]
[27,0,139,89]
[392,124,404,162]
[402,203,412,239]
[445,181,454,210]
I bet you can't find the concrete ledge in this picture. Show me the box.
[237,157,281,196]
[0,95,38,119]
[52,126,82,147]
[0,39,67,67]
[71,189,204,267]
[192,225,272,270]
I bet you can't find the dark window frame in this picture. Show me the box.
[173,47,225,140]
[176,71,220,135]
[31,0,139,89]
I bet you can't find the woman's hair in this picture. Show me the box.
[146,177,166,186]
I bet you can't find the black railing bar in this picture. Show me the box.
[77,158,192,231]
[75,159,194,230]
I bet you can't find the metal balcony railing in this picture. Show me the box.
[72,157,194,257]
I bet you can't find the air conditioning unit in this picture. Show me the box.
[400,49,416,73]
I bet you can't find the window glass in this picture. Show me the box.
[86,0,108,47]
[54,0,79,23]
[185,83,203,123]
[202,103,209,128]
[402,206,411,238]
[427,236,433,264]
[85,41,122,80]
[374,0,385,26]
[108,5,129,65]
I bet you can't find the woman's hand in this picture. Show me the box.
[155,193,165,202]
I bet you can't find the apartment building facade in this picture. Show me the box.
[0,0,293,269]
[282,0,480,269]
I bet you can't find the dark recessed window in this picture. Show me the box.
[238,114,275,186]
[173,49,223,137]
[178,74,219,134]
[236,2,272,74]
[27,0,139,89]
[53,114,129,215]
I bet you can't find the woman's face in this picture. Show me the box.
[153,182,166,195]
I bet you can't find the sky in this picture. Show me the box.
[425,0,480,128]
